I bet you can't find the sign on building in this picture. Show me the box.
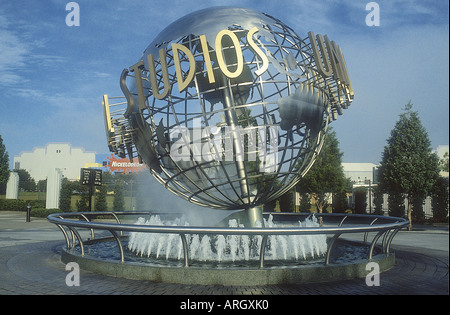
[105,154,146,174]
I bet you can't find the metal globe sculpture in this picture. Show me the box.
[102,7,354,223]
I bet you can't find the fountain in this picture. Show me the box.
[48,7,408,285]
[127,214,327,263]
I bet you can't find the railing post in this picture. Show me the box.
[385,228,401,255]
[56,224,70,249]
[325,233,341,265]
[368,230,385,260]
[259,235,268,269]
[109,230,125,263]
[381,229,392,253]
[364,218,378,243]
[67,226,84,256]
[80,213,95,240]
[110,213,123,236]
[180,234,189,268]
[338,216,347,227]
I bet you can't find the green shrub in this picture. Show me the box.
[332,191,348,213]
[278,190,295,212]
[431,177,449,222]
[0,199,45,211]
[30,208,61,218]
[388,192,405,217]
[0,199,26,211]
[354,187,367,214]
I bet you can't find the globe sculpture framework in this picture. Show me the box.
[103,7,354,226]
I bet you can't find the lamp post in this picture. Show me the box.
[26,204,31,222]
[365,178,372,214]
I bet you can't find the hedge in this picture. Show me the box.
[30,208,62,218]
[0,199,45,211]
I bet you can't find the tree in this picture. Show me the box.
[372,185,384,215]
[354,187,367,214]
[113,180,125,211]
[0,135,9,187]
[439,152,449,172]
[299,192,312,212]
[411,193,426,221]
[75,183,90,211]
[37,179,47,193]
[378,102,440,230]
[388,191,405,217]
[332,191,348,213]
[14,169,36,192]
[59,178,73,211]
[296,128,347,214]
[263,198,277,212]
[278,188,295,212]
[431,177,449,222]
[95,185,108,211]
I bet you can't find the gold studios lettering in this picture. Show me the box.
[122,26,353,112]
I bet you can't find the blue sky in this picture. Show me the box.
[1,0,449,169]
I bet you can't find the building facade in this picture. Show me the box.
[13,143,96,181]
[342,162,378,184]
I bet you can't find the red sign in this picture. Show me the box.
[106,154,146,174]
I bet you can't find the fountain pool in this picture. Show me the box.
[48,211,408,285]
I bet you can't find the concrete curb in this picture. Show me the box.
[61,243,394,286]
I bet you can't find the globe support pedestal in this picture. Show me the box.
[247,206,264,227]
[218,206,264,227]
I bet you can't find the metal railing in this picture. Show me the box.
[47,211,409,269]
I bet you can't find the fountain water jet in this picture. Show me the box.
[127,214,328,263]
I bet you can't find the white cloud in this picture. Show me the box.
[0,11,68,86]
[0,73,23,85]
[0,27,30,84]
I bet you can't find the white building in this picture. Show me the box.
[13,143,96,181]
[342,162,378,184]
[433,144,449,160]
[342,160,442,218]
[433,145,449,178]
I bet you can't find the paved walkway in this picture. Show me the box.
[0,211,448,295]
